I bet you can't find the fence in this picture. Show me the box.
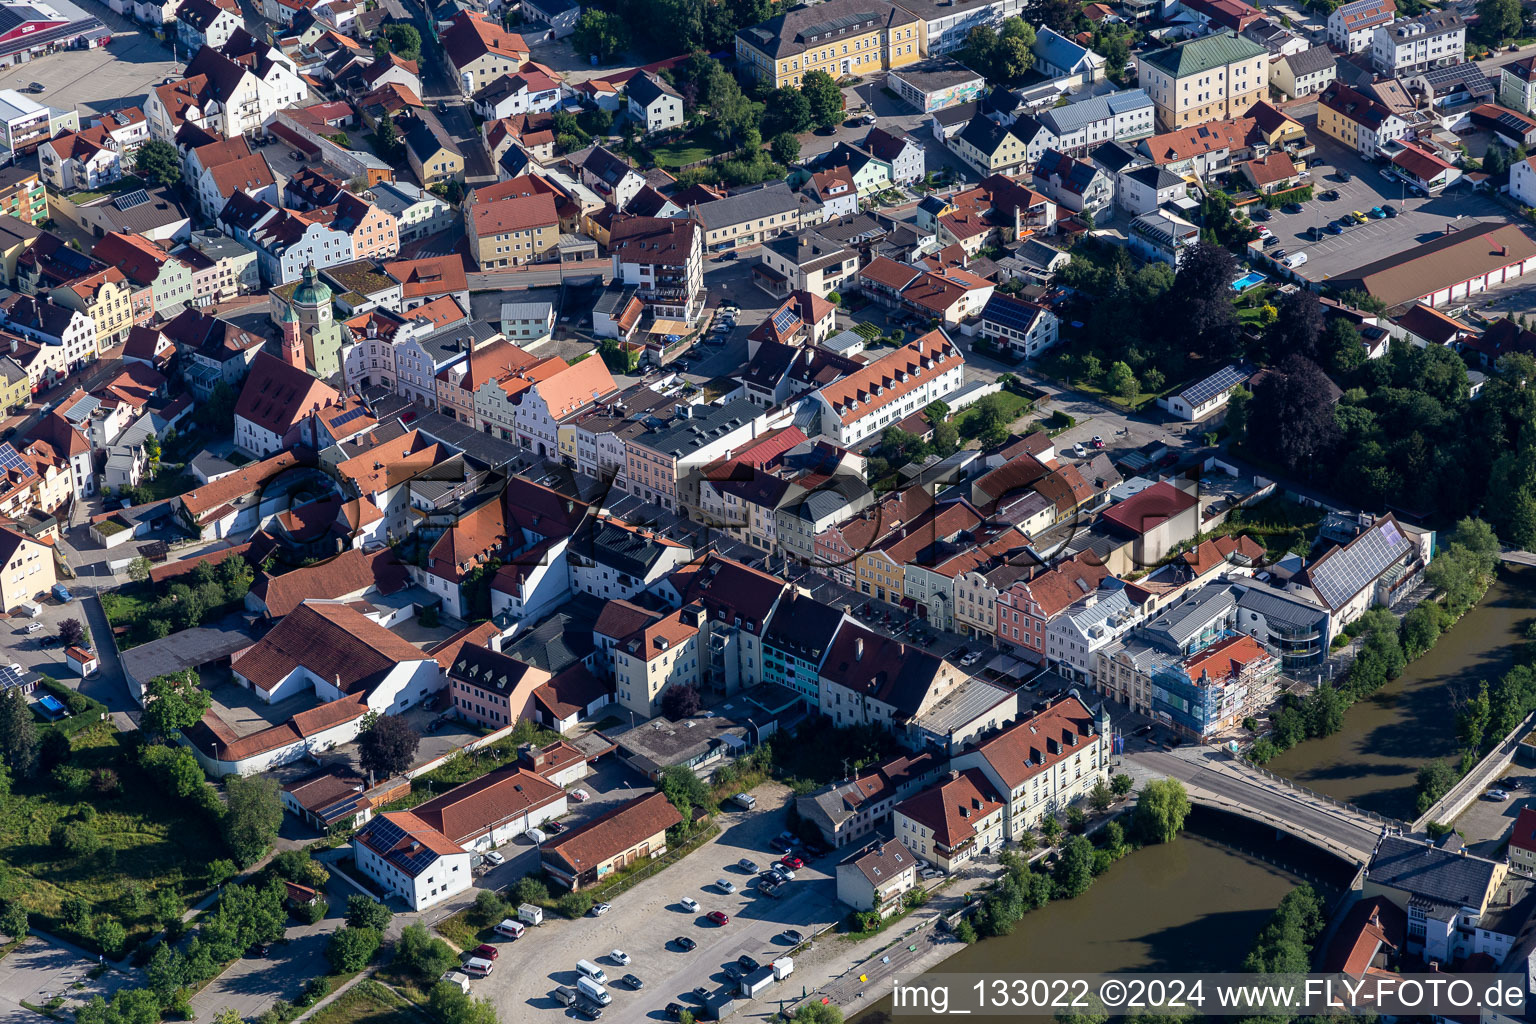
[1412,710,1536,829]
[1239,759,1406,828]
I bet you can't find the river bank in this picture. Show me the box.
[842,807,1356,1024]
[1266,564,1536,819]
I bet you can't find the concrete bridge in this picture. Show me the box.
[1127,748,1401,864]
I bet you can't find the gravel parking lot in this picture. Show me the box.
[466,782,842,1024]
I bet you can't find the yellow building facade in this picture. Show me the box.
[736,0,921,88]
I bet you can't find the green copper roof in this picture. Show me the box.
[292,262,332,307]
[1142,30,1267,79]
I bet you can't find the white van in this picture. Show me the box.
[575,960,608,985]
[493,919,525,939]
[1282,252,1308,269]
[461,958,494,977]
[576,977,611,1006]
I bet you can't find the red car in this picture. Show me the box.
[707,911,729,926]
[473,944,499,960]
[779,854,804,870]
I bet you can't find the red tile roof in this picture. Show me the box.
[542,792,682,875]
[230,602,429,695]
[249,548,411,618]
[358,810,466,875]
[413,766,566,845]
[893,768,1003,847]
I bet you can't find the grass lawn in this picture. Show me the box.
[382,719,558,812]
[65,176,147,205]
[141,470,194,503]
[952,390,1032,435]
[649,127,727,169]
[0,725,221,952]
[1213,494,1320,556]
[308,981,417,1024]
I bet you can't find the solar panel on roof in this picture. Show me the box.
[1310,522,1411,609]
[114,190,151,212]
[329,406,368,428]
[0,443,35,482]
[1180,365,1247,407]
[770,306,800,335]
[981,295,1042,333]
[365,815,406,851]
[0,665,26,691]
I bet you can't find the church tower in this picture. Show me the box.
[290,262,342,379]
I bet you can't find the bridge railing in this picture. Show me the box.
[1233,757,1408,829]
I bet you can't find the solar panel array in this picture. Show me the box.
[981,295,1041,333]
[329,405,368,429]
[52,246,97,275]
[365,815,406,851]
[1310,521,1411,609]
[0,665,26,691]
[0,443,35,483]
[114,190,151,211]
[396,844,439,875]
[1180,365,1247,408]
[770,305,800,336]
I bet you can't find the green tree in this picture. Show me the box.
[396,923,456,978]
[0,686,37,777]
[1054,836,1095,898]
[0,902,26,941]
[345,895,392,930]
[1303,684,1347,737]
[127,556,153,582]
[1400,600,1443,659]
[556,890,593,919]
[140,743,205,798]
[659,763,710,821]
[429,982,498,1024]
[1224,386,1251,444]
[793,1003,844,1024]
[1134,779,1190,844]
[134,140,181,187]
[1476,0,1523,43]
[1417,760,1461,813]
[1106,360,1138,400]
[769,132,799,164]
[223,774,283,866]
[375,22,421,61]
[326,926,380,972]
[95,917,127,958]
[1110,773,1134,797]
[513,877,549,906]
[143,671,212,737]
[375,109,400,159]
[572,10,630,61]
[800,70,844,128]
[358,715,420,779]
[1039,813,1063,846]
[1088,780,1113,812]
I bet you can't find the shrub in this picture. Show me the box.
[555,891,592,920]
[325,926,380,973]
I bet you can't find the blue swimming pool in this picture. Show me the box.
[37,694,65,718]
[1231,271,1267,292]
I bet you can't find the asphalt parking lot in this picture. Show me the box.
[1258,136,1507,285]
[0,5,181,119]
[468,782,842,1024]
[0,939,131,1020]
[4,594,89,676]
[1451,770,1533,857]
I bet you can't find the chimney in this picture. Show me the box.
[948,769,959,781]
[854,637,864,661]
[489,632,503,653]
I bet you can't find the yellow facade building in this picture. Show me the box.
[736,0,921,88]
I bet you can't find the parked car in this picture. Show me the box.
[771,866,796,882]
[1507,779,1525,790]
[590,902,611,917]
[1339,169,1352,181]
[769,837,794,853]
[554,987,578,1007]
[665,1003,684,1021]
[1282,202,1303,214]
[23,622,40,633]
[1368,206,1386,218]
[737,858,759,872]
[472,944,499,960]
[921,867,944,880]
[738,955,760,972]
[1325,221,1344,235]
[960,650,984,666]
[673,936,697,951]
[757,880,782,897]
[572,1002,603,1021]
[1272,249,1288,261]
[1380,167,1394,180]
[1321,189,1339,200]
[51,584,71,603]
[621,974,644,990]
[482,851,504,866]
[715,879,736,894]
[1383,205,1399,218]
[707,911,730,925]
[1263,235,1281,247]
[723,963,744,982]
[781,929,804,944]
[609,950,630,966]
[247,944,269,958]
[571,789,589,801]
[780,854,804,870]
[1252,207,1272,221]
[1487,789,1511,801]
[1090,436,1105,448]
[679,896,700,912]
[544,820,566,834]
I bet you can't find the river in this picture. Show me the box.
[1265,565,1536,821]
[853,809,1356,1023]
